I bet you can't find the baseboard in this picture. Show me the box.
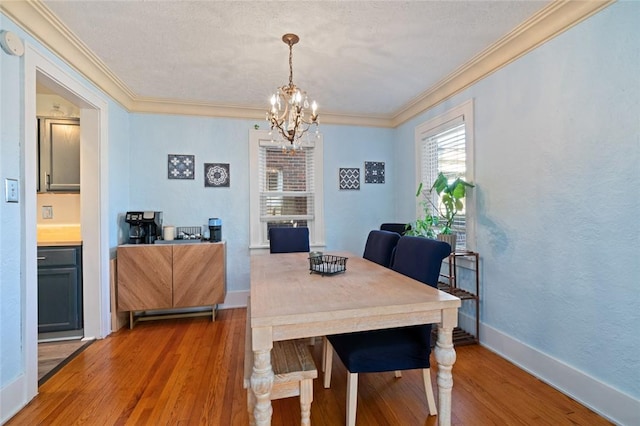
[0,373,29,425]
[219,290,249,309]
[457,311,477,340]
[479,322,639,426]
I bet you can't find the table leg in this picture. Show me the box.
[251,348,274,426]
[434,310,457,426]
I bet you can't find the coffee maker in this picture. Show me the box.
[208,217,222,242]
[125,211,163,244]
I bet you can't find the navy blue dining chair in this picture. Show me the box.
[323,236,452,426]
[362,230,401,268]
[268,227,310,253]
[380,222,411,236]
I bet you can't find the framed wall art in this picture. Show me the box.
[168,154,195,179]
[339,168,360,190]
[204,163,230,187]
[365,161,385,184]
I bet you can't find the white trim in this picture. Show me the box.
[0,374,27,424]
[248,129,325,249]
[390,1,615,126]
[0,0,614,128]
[18,42,110,413]
[219,290,250,310]
[481,323,640,426]
[414,99,475,249]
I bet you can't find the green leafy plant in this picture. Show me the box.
[430,172,474,235]
[406,173,474,238]
[405,182,439,238]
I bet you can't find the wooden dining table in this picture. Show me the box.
[249,251,461,426]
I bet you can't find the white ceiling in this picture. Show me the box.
[38,1,550,120]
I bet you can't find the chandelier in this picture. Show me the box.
[267,33,319,148]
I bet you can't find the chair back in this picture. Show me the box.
[380,223,410,236]
[268,227,310,253]
[390,236,451,287]
[362,230,401,268]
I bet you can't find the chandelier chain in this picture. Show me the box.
[288,41,294,88]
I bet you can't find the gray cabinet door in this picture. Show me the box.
[37,246,83,333]
[37,266,81,333]
[38,118,80,192]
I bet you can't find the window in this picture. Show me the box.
[415,100,475,250]
[249,130,325,249]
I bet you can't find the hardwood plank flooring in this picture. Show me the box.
[38,339,93,384]
[9,308,612,425]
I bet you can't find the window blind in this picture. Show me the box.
[258,146,315,227]
[421,121,468,248]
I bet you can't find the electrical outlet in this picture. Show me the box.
[42,205,53,219]
[5,178,19,203]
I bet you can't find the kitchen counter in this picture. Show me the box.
[37,224,82,246]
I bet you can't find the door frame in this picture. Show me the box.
[22,43,110,400]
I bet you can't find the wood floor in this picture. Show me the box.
[9,308,612,426]
[38,339,93,384]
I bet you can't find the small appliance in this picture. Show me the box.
[208,218,222,242]
[125,211,163,244]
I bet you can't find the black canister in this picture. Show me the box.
[208,218,222,242]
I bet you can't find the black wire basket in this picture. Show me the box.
[309,254,348,276]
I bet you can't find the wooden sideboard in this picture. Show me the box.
[117,241,226,327]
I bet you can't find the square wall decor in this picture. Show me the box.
[365,161,385,184]
[168,154,195,179]
[205,163,230,187]
[339,168,360,190]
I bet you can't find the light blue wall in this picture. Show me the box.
[128,116,395,293]
[395,1,640,402]
[108,102,131,252]
[0,13,25,385]
[321,125,396,254]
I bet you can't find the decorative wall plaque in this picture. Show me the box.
[339,168,360,190]
[168,154,195,179]
[365,161,385,184]
[205,163,230,187]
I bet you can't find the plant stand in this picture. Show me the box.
[436,250,480,346]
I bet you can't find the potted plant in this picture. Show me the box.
[407,173,474,252]
[430,172,474,252]
[405,182,439,238]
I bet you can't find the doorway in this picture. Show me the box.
[22,44,111,402]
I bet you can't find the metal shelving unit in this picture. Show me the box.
[438,251,480,345]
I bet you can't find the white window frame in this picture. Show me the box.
[414,99,476,251]
[249,129,325,250]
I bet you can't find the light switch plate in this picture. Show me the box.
[5,178,19,203]
[42,205,53,219]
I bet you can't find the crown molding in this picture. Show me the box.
[130,97,394,127]
[391,0,615,127]
[2,0,614,128]
[1,0,136,110]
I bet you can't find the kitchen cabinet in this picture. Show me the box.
[38,117,80,192]
[117,242,226,327]
[37,245,83,334]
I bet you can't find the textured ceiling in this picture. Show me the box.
[41,1,549,118]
